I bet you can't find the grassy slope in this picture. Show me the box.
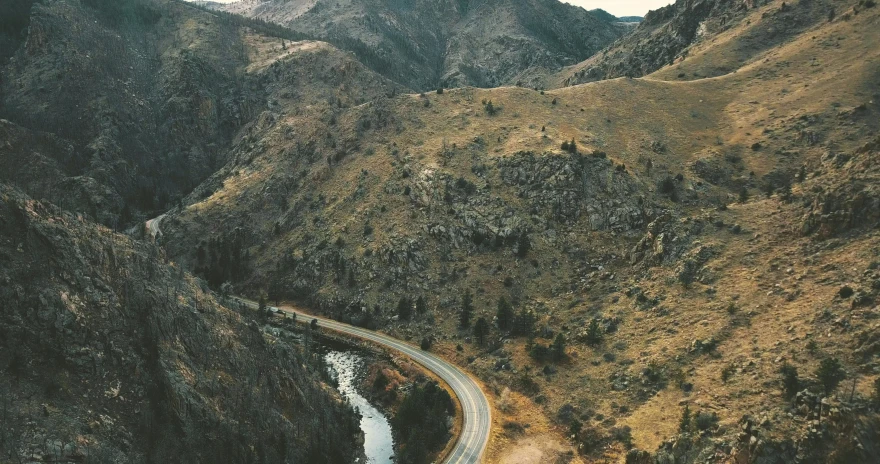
[162,1,880,461]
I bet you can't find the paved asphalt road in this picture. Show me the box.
[239,299,491,463]
[145,214,165,240]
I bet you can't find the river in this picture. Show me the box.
[324,350,394,464]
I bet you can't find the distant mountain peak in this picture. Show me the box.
[218,0,632,90]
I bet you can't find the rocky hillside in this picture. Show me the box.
[218,0,630,90]
[0,0,405,233]
[554,0,858,88]
[0,0,270,228]
[159,0,880,461]
[0,184,362,463]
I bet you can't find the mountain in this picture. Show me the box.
[157,0,880,461]
[2,0,880,462]
[0,1,398,462]
[554,0,850,87]
[0,0,278,229]
[0,0,402,230]
[217,0,631,90]
[0,183,361,462]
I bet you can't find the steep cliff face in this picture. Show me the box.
[0,184,362,463]
[219,0,630,90]
[0,0,262,228]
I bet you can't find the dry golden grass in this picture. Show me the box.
[165,2,880,461]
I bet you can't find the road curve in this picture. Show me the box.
[145,214,165,241]
[239,299,491,463]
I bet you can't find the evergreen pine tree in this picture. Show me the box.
[816,357,845,395]
[679,404,691,433]
[496,297,514,331]
[585,317,603,346]
[474,317,489,345]
[397,296,412,320]
[459,290,473,328]
[551,333,566,361]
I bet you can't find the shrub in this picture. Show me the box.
[610,426,633,449]
[781,363,799,399]
[530,343,550,362]
[738,186,749,203]
[721,364,735,383]
[484,100,497,116]
[658,176,676,195]
[516,234,531,258]
[373,371,390,391]
[694,411,719,432]
[569,418,582,437]
[420,337,433,350]
[397,296,412,320]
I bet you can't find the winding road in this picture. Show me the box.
[238,298,491,463]
[145,214,165,241]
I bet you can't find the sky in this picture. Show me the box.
[203,1,673,19]
[568,1,673,17]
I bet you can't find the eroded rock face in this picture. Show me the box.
[220,0,630,90]
[0,185,361,463]
[164,142,662,328]
[802,140,880,238]
[563,0,758,85]
[498,151,651,231]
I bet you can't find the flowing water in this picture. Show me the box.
[325,350,394,464]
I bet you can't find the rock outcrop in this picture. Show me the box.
[0,184,361,463]
[801,139,880,238]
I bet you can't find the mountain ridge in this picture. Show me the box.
[216,0,631,90]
